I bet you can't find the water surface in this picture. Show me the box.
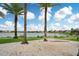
[0,32,66,37]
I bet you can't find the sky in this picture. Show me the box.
[0,3,79,31]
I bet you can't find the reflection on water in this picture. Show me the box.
[0,33,66,37]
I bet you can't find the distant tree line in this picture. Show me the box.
[70,28,79,40]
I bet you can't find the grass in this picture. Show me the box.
[0,38,21,44]
[0,35,79,44]
[49,35,79,42]
[0,37,43,44]
[64,36,79,42]
[47,36,65,39]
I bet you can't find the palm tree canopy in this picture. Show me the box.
[1,3,24,15]
[0,11,5,18]
[39,3,58,7]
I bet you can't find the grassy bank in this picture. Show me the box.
[47,36,65,39]
[0,35,79,44]
[0,37,43,44]
[48,35,79,42]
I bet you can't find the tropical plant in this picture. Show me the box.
[2,3,24,38]
[70,28,75,35]
[73,28,79,40]
[0,11,5,18]
[21,3,28,44]
[39,3,57,41]
[70,28,79,40]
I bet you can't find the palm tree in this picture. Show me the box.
[2,3,24,38]
[39,3,57,41]
[0,11,5,18]
[21,3,28,44]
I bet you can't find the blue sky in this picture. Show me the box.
[0,3,79,31]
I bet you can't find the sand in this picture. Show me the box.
[0,39,79,56]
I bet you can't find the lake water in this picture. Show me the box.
[0,32,66,37]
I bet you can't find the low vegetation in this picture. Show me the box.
[48,36,65,39]
[0,37,43,44]
[50,35,79,42]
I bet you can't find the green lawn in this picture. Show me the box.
[48,35,79,42]
[0,37,43,44]
[0,35,79,44]
[47,36,65,39]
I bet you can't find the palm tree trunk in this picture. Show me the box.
[22,3,28,44]
[14,14,18,38]
[44,4,47,41]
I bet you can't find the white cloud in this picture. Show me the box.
[54,23,60,27]
[38,7,52,22]
[67,13,79,24]
[0,21,14,30]
[20,11,35,20]
[49,23,61,31]
[0,21,23,31]
[48,7,52,13]
[37,24,44,31]
[0,24,7,29]
[27,24,44,31]
[4,21,14,27]
[68,19,74,23]
[17,22,24,31]
[74,24,79,29]
[27,11,35,19]
[28,24,38,31]
[49,23,72,31]
[0,7,7,18]
[62,24,79,31]
[63,25,70,30]
[54,6,72,22]
[51,26,62,31]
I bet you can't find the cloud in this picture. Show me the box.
[28,24,44,31]
[50,23,72,31]
[0,21,14,30]
[54,6,72,22]
[49,23,61,31]
[48,7,52,13]
[0,24,7,29]
[54,23,60,27]
[38,7,52,22]
[37,24,44,31]
[20,11,35,20]
[50,26,62,31]
[68,13,79,23]
[68,19,74,24]
[27,23,44,31]
[0,21,13,30]
[0,21,23,31]
[53,26,69,31]
[29,24,38,31]
[17,22,24,31]
[4,21,14,27]
[63,25,70,30]
[0,7,7,18]
[27,11,35,19]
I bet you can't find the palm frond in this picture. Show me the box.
[39,3,60,7]
[0,11,5,18]
[2,3,13,13]
[2,3,24,15]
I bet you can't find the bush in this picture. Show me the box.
[53,36,65,38]
[37,35,43,38]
